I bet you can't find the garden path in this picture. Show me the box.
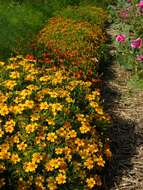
[102,26,143,190]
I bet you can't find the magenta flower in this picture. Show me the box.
[138,0,143,8]
[130,38,142,48]
[116,34,126,42]
[136,55,143,62]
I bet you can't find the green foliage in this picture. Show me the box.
[55,5,108,26]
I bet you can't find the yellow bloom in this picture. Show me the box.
[23,162,38,172]
[0,104,9,116]
[25,123,38,134]
[24,100,34,109]
[40,102,49,110]
[17,142,27,151]
[96,156,105,167]
[69,130,77,138]
[79,123,90,134]
[47,132,57,142]
[46,118,55,126]
[86,177,96,189]
[31,114,40,122]
[84,158,94,170]
[4,119,15,133]
[4,80,16,89]
[32,153,43,163]
[55,148,63,155]
[10,71,20,79]
[56,173,66,184]
[11,153,21,164]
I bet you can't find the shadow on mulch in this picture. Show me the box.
[98,42,142,189]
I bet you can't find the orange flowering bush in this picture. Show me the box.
[0,56,111,190]
[35,17,107,80]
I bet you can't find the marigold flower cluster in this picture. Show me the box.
[35,16,107,80]
[0,56,111,189]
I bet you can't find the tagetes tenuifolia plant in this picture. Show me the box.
[0,56,111,190]
[35,17,107,79]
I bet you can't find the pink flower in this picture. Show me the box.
[138,0,143,8]
[136,55,143,62]
[116,34,126,42]
[130,38,142,48]
[127,0,131,3]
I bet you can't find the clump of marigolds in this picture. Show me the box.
[35,17,107,80]
[0,56,111,190]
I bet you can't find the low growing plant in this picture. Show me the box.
[0,56,111,190]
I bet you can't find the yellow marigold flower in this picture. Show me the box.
[13,135,20,143]
[89,101,98,108]
[46,118,55,126]
[75,139,85,147]
[47,177,57,190]
[69,130,77,138]
[25,74,35,81]
[26,84,39,91]
[56,173,66,185]
[23,162,38,172]
[10,71,20,79]
[55,148,63,155]
[4,80,16,89]
[0,150,10,160]
[0,129,4,138]
[0,104,9,116]
[96,156,105,167]
[31,114,40,121]
[11,153,21,164]
[32,153,43,163]
[86,177,96,189]
[4,119,15,133]
[24,100,34,109]
[79,124,90,134]
[17,142,27,151]
[40,76,51,82]
[40,102,49,110]
[95,106,104,115]
[65,97,74,103]
[25,123,38,134]
[47,132,57,142]
[45,162,54,172]
[84,158,94,170]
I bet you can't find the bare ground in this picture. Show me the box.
[101,28,143,190]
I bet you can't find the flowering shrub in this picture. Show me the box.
[0,56,111,189]
[35,17,107,80]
